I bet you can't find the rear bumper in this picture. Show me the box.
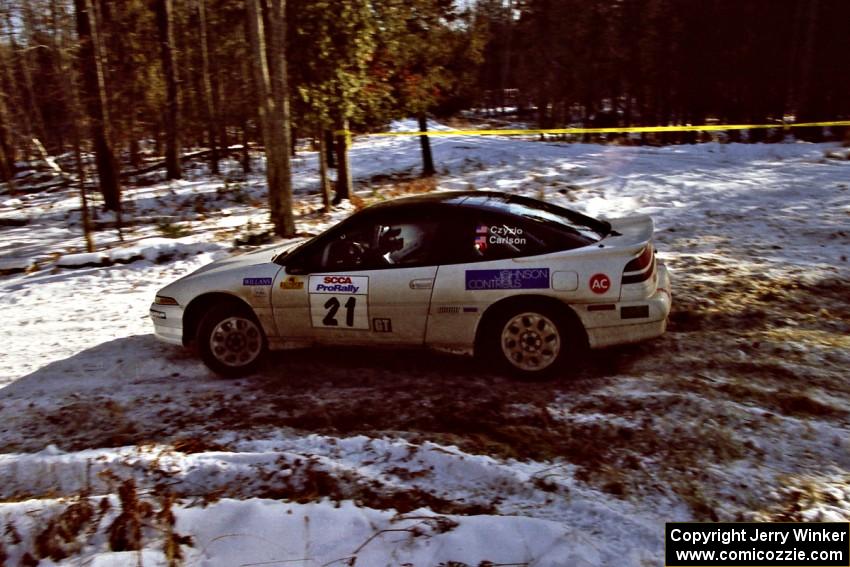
[581,264,672,348]
[150,304,185,346]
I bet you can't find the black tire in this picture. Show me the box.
[480,301,584,381]
[197,302,267,377]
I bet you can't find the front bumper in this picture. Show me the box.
[581,264,672,348]
[149,303,185,346]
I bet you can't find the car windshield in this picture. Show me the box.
[499,195,610,242]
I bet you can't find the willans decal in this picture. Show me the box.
[243,277,273,286]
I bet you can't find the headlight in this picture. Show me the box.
[154,295,179,306]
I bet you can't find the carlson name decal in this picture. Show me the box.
[465,268,550,290]
[243,277,273,286]
[474,224,526,251]
[309,275,369,295]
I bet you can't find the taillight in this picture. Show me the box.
[622,245,655,284]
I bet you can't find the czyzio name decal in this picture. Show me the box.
[474,224,526,251]
[309,275,369,295]
[243,277,273,286]
[465,268,550,290]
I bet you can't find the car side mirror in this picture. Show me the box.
[285,256,308,275]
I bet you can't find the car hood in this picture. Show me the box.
[188,239,305,278]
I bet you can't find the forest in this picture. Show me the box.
[2,3,850,564]
[1,0,848,237]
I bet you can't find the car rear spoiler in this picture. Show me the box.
[602,215,655,252]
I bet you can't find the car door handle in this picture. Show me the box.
[409,278,434,290]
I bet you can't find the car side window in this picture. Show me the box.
[452,214,546,262]
[314,215,440,271]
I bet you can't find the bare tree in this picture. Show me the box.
[197,0,220,174]
[0,86,16,187]
[317,132,331,211]
[245,0,294,236]
[52,0,93,252]
[333,118,351,204]
[73,0,121,214]
[154,0,181,179]
[20,0,49,147]
[0,17,17,186]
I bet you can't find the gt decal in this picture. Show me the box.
[465,268,549,290]
[280,276,304,290]
[372,318,392,333]
[243,277,273,286]
[589,273,611,294]
[309,275,369,329]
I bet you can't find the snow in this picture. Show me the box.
[0,122,848,565]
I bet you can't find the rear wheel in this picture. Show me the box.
[197,303,266,377]
[482,302,582,380]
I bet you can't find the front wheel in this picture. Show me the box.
[197,303,267,377]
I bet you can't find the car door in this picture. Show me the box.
[426,211,555,349]
[271,209,441,346]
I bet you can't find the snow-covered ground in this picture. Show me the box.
[0,124,848,565]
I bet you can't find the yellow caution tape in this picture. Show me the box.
[335,120,850,138]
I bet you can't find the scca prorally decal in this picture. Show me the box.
[465,268,549,290]
[243,277,273,286]
[309,275,369,295]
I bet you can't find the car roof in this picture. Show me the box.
[363,190,532,214]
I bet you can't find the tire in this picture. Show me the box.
[197,302,267,377]
[482,302,582,380]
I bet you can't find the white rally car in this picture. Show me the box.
[150,191,671,378]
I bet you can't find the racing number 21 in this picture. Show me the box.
[323,296,356,327]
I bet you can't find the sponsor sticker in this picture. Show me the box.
[589,273,611,294]
[474,224,527,248]
[280,276,304,290]
[372,318,392,332]
[309,275,370,329]
[465,268,550,290]
[243,277,273,286]
[309,275,369,294]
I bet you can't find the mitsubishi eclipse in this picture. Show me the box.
[150,191,671,379]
